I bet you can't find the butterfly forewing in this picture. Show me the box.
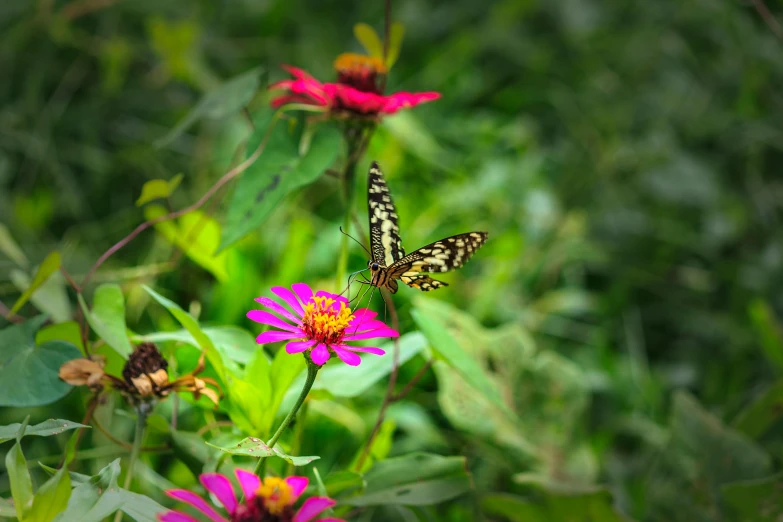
[368,162,405,266]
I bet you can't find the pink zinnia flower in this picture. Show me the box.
[270,53,440,117]
[159,471,343,522]
[247,283,398,367]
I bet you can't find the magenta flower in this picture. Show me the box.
[159,471,343,522]
[270,53,440,117]
[247,283,398,367]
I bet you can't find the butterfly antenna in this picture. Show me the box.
[340,268,368,298]
[339,226,371,257]
[351,283,378,335]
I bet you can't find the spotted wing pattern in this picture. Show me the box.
[388,232,489,278]
[368,162,405,267]
[399,274,449,291]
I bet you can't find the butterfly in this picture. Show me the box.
[365,161,488,293]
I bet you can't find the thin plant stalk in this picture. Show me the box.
[114,404,150,522]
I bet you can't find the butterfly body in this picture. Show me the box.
[366,162,488,293]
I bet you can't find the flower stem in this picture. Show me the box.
[253,362,319,478]
[114,403,149,522]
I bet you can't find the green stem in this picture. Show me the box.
[253,362,319,478]
[114,404,149,522]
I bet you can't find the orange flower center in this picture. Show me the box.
[333,52,386,93]
[301,296,354,345]
[256,477,294,516]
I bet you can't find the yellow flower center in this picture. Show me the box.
[301,296,354,345]
[333,52,386,93]
[256,477,294,516]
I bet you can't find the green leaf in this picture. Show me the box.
[347,453,472,506]
[7,251,60,318]
[0,223,28,268]
[351,420,395,474]
[78,284,133,358]
[722,473,783,522]
[135,173,183,206]
[28,466,71,522]
[0,497,16,517]
[308,332,426,398]
[385,22,405,68]
[143,285,227,384]
[411,301,515,419]
[6,440,33,520]
[354,23,384,58]
[36,321,85,353]
[732,379,783,439]
[156,67,263,148]
[170,430,213,478]
[220,122,341,250]
[263,347,306,433]
[482,487,628,522]
[144,206,230,282]
[0,318,82,407]
[137,325,257,365]
[0,419,89,444]
[56,459,165,522]
[206,437,320,466]
[10,268,72,324]
[748,299,783,373]
[323,471,364,498]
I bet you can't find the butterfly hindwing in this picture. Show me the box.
[399,274,448,291]
[368,162,405,266]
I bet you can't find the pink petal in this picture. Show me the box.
[271,94,327,109]
[348,319,394,334]
[381,92,441,114]
[286,339,316,354]
[199,473,237,515]
[342,328,399,341]
[256,330,303,345]
[281,64,314,81]
[255,297,300,322]
[350,308,377,323]
[247,310,299,332]
[310,343,331,366]
[158,512,200,522]
[285,476,309,499]
[235,469,260,501]
[165,490,228,522]
[340,345,385,356]
[291,283,314,307]
[271,286,305,316]
[332,346,362,366]
[293,497,337,522]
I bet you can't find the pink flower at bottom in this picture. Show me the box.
[247,283,398,367]
[159,471,343,522]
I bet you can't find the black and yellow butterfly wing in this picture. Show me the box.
[367,162,488,292]
[368,162,405,266]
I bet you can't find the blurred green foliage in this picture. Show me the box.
[1,0,783,520]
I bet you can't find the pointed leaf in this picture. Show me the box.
[207,437,320,466]
[144,206,229,281]
[7,251,60,318]
[28,466,71,522]
[220,123,341,249]
[354,23,384,58]
[78,284,133,358]
[5,440,33,520]
[0,223,28,268]
[385,22,405,68]
[346,453,471,506]
[135,174,183,206]
[143,286,227,383]
[156,67,263,148]
[0,419,89,444]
